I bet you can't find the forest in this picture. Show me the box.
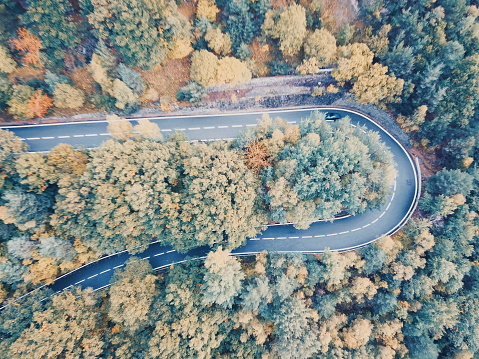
[2,0,479,358]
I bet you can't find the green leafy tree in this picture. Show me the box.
[426,169,474,197]
[224,0,254,51]
[20,0,80,64]
[163,141,264,252]
[0,189,52,231]
[8,288,105,358]
[117,63,145,95]
[0,129,28,191]
[202,247,245,308]
[148,262,231,358]
[87,0,189,69]
[38,236,76,262]
[7,235,37,260]
[0,288,50,353]
[15,152,55,192]
[261,114,396,226]
[108,258,158,333]
[272,296,320,358]
[51,139,178,254]
[176,81,208,103]
[111,79,139,110]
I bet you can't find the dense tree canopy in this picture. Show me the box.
[21,0,80,65]
[51,136,264,254]
[234,112,396,228]
[86,0,189,69]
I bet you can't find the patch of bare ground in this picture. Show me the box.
[409,146,441,179]
[207,89,250,102]
[142,58,191,101]
[315,0,359,32]
[177,0,197,22]
[270,0,295,9]
[69,66,97,95]
[8,66,44,83]
[249,39,273,77]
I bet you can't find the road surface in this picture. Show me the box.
[0,107,420,299]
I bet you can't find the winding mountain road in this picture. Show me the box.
[1,107,420,298]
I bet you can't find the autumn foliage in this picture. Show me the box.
[244,140,271,173]
[26,90,53,118]
[10,28,42,67]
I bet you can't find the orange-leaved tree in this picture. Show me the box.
[26,90,53,118]
[10,28,42,67]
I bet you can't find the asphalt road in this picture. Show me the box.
[1,107,420,298]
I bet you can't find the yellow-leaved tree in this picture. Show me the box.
[333,43,404,106]
[262,4,307,56]
[190,50,251,86]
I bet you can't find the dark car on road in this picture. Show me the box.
[325,112,342,121]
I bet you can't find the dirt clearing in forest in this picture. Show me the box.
[142,58,191,100]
